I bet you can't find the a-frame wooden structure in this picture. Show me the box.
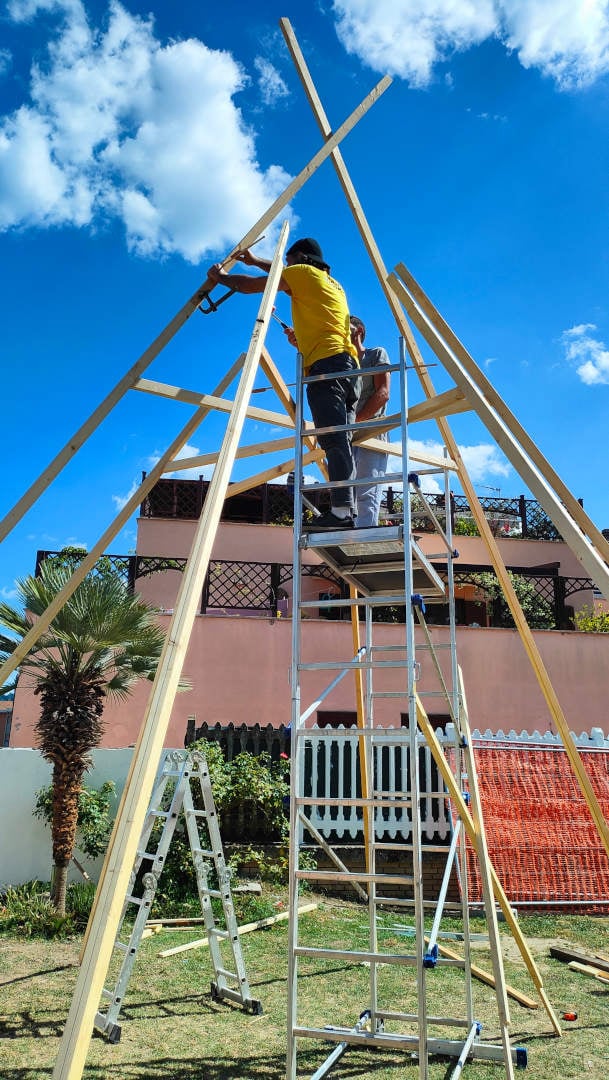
[1,17,607,1080]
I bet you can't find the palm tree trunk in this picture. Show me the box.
[50,760,83,914]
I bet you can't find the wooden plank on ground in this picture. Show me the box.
[568,961,609,983]
[550,945,609,975]
[436,942,539,1009]
[159,903,318,958]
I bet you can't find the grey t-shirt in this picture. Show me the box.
[357,346,390,438]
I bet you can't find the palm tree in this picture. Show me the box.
[0,559,165,914]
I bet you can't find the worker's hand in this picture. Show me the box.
[207,262,227,283]
[284,325,298,348]
[234,248,256,266]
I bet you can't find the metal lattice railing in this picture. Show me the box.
[35,548,592,626]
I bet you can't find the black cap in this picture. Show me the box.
[286,237,329,271]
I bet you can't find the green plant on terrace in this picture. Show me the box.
[572,603,609,632]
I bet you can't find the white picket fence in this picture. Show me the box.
[1,725,607,886]
[300,726,452,842]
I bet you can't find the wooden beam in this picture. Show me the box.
[167,434,297,472]
[394,262,609,566]
[415,689,562,1036]
[134,380,296,430]
[408,386,469,423]
[1,72,390,547]
[391,269,609,599]
[158,903,318,959]
[0,357,247,692]
[224,448,324,497]
[51,225,290,1080]
[434,941,539,1009]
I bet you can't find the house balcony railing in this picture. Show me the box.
[140,476,574,543]
[35,551,594,630]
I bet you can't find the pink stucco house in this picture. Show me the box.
[9,478,608,748]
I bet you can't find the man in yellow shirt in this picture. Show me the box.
[207,238,360,530]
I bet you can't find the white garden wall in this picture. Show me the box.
[0,748,134,888]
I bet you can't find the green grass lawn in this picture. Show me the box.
[1,895,608,1079]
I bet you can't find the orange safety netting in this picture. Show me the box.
[458,746,609,911]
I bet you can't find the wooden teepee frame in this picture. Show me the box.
[0,16,606,1080]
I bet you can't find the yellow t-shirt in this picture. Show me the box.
[282,264,357,371]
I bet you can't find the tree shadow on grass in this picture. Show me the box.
[2,1047,421,1079]
[0,964,75,988]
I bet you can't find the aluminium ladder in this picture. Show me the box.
[285,339,524,1078]
[94,748,262,1043]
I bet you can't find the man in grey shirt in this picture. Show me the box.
[350,316,391,527]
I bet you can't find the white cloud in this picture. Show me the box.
[332,0,609,89]
[561,323,609,385]
[1,0,294,261]
[0,584,19,601]
[459,442,511,481]
[254,56,289,106]
[406,436,510,491]
[0,49,12,76]
[146,442,215,481]
[112,477,139,511]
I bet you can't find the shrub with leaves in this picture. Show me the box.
[573,604,609,633]
[153,745,291,911]
[470,571,556,629]
[0,879,96,938]
[34,780,116,866]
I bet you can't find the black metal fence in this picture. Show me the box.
[140,477,570,542]
[35,548,592,629]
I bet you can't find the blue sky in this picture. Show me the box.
[1,0,609,598]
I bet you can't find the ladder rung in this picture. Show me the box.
[296,870,414,886]
[125,895,144,907]
[215,966,239,980]
[294,946,416,964]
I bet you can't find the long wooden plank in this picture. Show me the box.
[394,262,609,566]
[391,270,609,599]
[51,225,290,1080]
[225,448,323,497]
[167,434,297,472]
[134,380,296,430]
[0,356,246,692]
[550,944,609,975]
[159,903,318,959]
[0,73,390,547]
[435,941,539,1009]
[415,691,562,1036]
[387,272,609,861]
[408,387,468,423]
[457,671,515,1072]
[568,961,609,983]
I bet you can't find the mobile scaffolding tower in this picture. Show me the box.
[286,339,525,1078]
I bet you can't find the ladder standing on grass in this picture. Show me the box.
[94,748,261,1044]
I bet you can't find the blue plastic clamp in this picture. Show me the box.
[423,944,438,968]
[411,593,426,613]
[516,1047,528,1070]
[407,472,420,488]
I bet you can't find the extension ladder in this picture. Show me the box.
[94,748,261,1043]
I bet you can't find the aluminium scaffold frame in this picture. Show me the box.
[284,335,541,1078]
[0,15,606,1080]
